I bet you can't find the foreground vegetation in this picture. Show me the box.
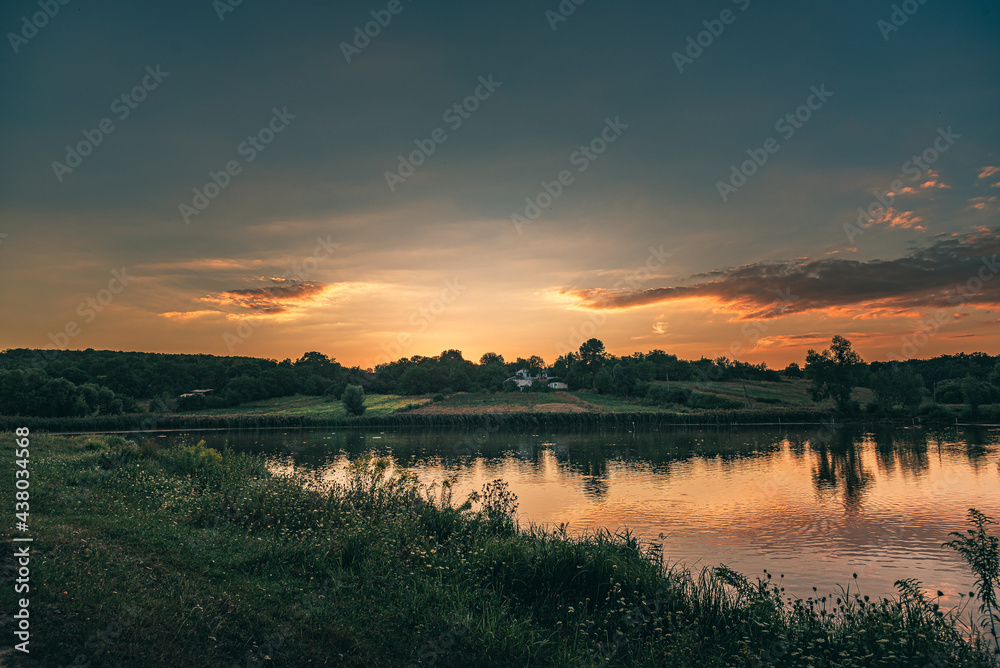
[2,434,998,666]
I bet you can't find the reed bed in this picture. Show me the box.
[0,406,874,435]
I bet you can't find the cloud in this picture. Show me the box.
[561,227,1000,319]
[159,310,220,320]
[200,278,330,315]
[977,165,1000,187]
[968,197,999,211]
[874,207,925,230]
[889,170,949,195]
[917,170,950,190]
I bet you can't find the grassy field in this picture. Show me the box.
[0,380,965,435]
[192,394,431,419]
[159,379,834,421]
[1,433,997,667]
[403,379,867,416]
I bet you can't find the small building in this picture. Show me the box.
[178,388,214,399]
[506,370,568,391]
[507,369,548,389]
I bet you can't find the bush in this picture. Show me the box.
[342,384,366,416]
[97,435,143,470]
[686,392,743,410]
[643,384,692,407]
[667,387,693,404]
[176,393,207,411]
[173,440,222,475]
[643,384,670,406]
[432,393,445,402]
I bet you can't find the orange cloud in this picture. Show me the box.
[200,278,330,315]
[917,170,950,190]
[968,197,999,211]
[159,310,220,320]
[977,165,1000,184]
[560,226,1000,319]
[880,208,924,230]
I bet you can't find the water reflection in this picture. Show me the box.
[152,425,1000,612]
[874,428,929,479]
[811,430,873,511]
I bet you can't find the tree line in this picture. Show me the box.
[0,338,998,418]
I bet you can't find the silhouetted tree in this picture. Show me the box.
[342,384,366,416]
[805,335,866,412]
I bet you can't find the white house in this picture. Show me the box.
[506,370,567,390]
[178,388,214,399]
[507,369,542,388]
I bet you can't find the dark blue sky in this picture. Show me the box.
[2,0,998,366]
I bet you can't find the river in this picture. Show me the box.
[154,424,1000,619]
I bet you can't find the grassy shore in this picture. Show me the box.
[1,434,997,666]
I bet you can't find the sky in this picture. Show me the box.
[1,0,999,370]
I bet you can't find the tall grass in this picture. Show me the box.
[3,434,997,667]
[945,509,1000,656]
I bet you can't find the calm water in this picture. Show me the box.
[155,425,1000,614]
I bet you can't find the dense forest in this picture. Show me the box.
[1,339,998,418]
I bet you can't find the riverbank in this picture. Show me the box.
[1,434,996,666]
[4,389,997,434]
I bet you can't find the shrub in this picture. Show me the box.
[686,392,742,410]
[97,435,142,470]
[173,439,222,475]
[176,393,207,411]
[643,384,692,407]
[342,384,366,416]
[667,387,693,404]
